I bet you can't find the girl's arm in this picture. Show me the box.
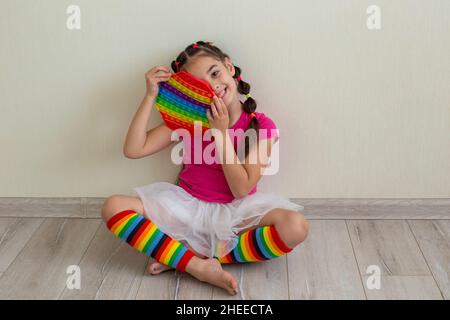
[207,96,274,198]
[214,131,274,198]
[123,95,174,159]
[123,66,174,159]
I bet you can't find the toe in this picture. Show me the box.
[147,262,159,274]
[224,272,239,295]
[231,280,238,293]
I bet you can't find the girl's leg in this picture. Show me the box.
[101,195,239,294]
[215,208,309,263]
[105,209,196,271]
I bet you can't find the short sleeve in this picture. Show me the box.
[256,113,279,143]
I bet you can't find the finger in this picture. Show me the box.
[211,103,218,117]
[155,70,171,77]
[221,99,229,117]
[154,73,171,79]
[154,72,171,76]
[217,97,227,116]
[149,68,170,77]
[154,66,171,73]
[154,76,170,82]
[146,67,161,76]
[146,71,171,79]
[218,96,226,108]
[206,109,213,122]
[213,96,223,117]
[155,77,169,84]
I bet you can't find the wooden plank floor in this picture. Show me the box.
[0,217,448,300]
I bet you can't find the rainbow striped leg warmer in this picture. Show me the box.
[106,210,196,272]
[215,225,293,263]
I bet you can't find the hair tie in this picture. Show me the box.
[251,112,256,118]
[236,75,242,82]
[245,93,252,99]
[193,42,199,49]
[175,61,180,67]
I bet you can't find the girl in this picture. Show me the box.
[101,41,309,296]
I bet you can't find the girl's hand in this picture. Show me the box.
[206,96,230,132]
[144,66,173,99]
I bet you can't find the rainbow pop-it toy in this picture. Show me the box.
[155,71,215,134]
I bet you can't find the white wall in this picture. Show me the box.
[1,0,449,198]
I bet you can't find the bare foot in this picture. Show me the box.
[147,261,173,275]
[186,257,239,295]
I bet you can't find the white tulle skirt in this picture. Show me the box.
[133,181,304,259]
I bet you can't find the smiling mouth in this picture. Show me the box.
[217,87,227,98]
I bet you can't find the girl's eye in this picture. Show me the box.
[212,71,219,77]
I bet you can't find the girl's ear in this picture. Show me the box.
[224,57,235,76]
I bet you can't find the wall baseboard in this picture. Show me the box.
[0,197,449,219]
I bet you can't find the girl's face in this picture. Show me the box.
[182,55,238,107]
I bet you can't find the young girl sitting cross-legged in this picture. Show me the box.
[101,40,309,296]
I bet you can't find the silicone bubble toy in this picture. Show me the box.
[155,70,215,134]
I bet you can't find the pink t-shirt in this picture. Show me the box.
[177,110,279,203]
